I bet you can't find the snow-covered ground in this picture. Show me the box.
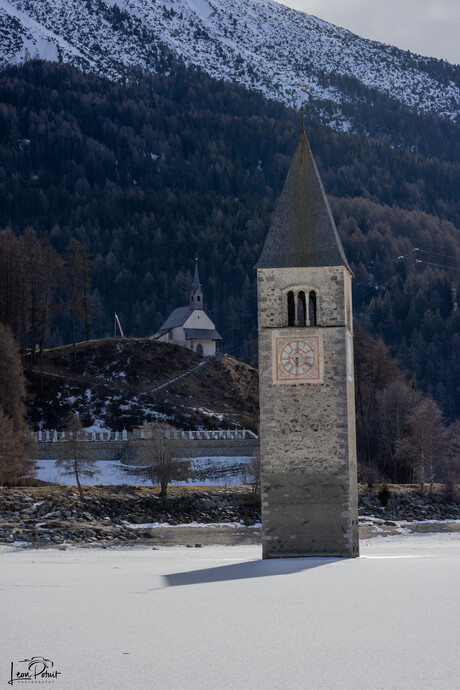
[34,457,252,486]
[2,533,460,689]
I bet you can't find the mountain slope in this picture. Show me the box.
[1,60,458,418]
[26,337,259,431]
[0,0,459,136]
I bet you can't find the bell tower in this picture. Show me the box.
[256,130,359,558]
[190,258,204,310]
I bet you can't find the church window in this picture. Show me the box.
[168,331,173,341]
[197,343,204,356]
[197,295,200,302]
[309,291,317,326]
[287,291,295,326]
[298,292,306,326]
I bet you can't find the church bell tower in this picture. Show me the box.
[256,130,359,558]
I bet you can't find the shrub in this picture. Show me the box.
[377,484,392,507]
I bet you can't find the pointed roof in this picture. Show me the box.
[256,132,351,271]
[192,259,201,293]
[157,306,193,334]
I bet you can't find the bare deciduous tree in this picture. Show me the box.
[0,322,35,485]
[55,413,99,500]
[137,426,190,497]
[0,410,35,486]
[244,450,261,495]
[443,420,460,497]
[376,380,419,483]
[64,240,95,371]
[395,398,449,493]
[353,325,402,485]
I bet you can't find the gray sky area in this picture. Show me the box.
[280,0,460,65]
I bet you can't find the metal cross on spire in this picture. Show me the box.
[299,83,309,133]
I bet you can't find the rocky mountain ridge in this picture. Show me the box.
[0,0,458,134]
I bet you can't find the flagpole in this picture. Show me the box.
[115,313,125,338]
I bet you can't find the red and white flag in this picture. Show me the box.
[115,313,124,338]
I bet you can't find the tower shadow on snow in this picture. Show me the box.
[163,555,342,588]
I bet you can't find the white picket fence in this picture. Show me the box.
[136,429,257,440]
[35,429,131,442]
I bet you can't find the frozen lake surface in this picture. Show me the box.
[2,532,460,689]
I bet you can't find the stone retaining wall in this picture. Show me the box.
[35,441,129,462]
[35,438,259,462]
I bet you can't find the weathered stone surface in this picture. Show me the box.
[258,265,359,558]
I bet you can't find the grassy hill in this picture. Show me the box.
[26,338,258,433]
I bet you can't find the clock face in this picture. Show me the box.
[273,331,323,383]
[280,340,315,376]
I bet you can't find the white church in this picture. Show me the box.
[153,261,222,357]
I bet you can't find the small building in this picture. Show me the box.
[153,261,222,356]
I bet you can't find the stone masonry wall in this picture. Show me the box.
[257,266,346,329]
[257,266,359,558]
[35,438,259,462]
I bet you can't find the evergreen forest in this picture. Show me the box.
[0,59,459,429]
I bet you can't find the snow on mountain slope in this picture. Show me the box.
[0,0,458,130]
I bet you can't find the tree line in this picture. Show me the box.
[0,322,35,485]
[0,228,94,386]
[0,58,458,423]
[354,326,458,490]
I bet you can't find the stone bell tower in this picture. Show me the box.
[256,129,359,558]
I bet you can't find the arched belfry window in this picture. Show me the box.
[287,291,295,326]
[297,292,306,326]
[309,291,317,326]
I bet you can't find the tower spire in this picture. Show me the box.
[190,256,204,309]
[256,127,358,559]
[192,255,201,293]
[257,131,351,272]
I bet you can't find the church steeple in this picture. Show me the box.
[190,257,204,310]
[256,127,359,559]
[257,131,351,272]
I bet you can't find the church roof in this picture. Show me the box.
[158,306,193,333]
[157,305,221,341]
[256,131,351,271]
[184,328,222,341]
